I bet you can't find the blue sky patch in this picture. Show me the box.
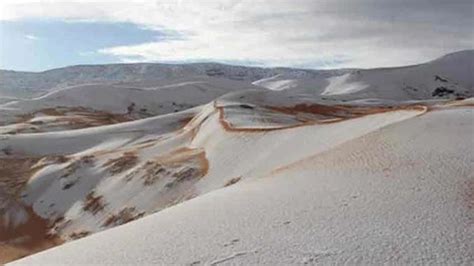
[0,20,166,71]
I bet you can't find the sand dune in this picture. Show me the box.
[11,104,473,265]
[1,51,473,263]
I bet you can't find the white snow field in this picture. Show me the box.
[1,50,473,264]
[10,102,474,265]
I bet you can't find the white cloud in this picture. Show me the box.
[24,34,39,40]
[1,0,473,68]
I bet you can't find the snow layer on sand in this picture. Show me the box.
[1,92,426,241]
[192,103,424,193]
[252,75,300,91]
[0,77,259,126]
[11,106,473,265]
[0,107,199,156]
[322,73,369,95]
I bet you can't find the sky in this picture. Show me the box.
[0,0,473,72]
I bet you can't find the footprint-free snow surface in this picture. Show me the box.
[1,51,474,264]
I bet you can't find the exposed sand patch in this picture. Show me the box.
[217,102,427,132]
[0,203,62,264]
[17,107,131,124]
[45,148,210,238]
[266,103,427,122]
[34,155,70,167]
[102,207,145,228]
[0,240,61,264]
[0,157,42,197]
[68,231,91,240]
[125,148,209,186]
[0,156,64,263]
[83,191,107,215]
[116,147,209,216]
[9,107,134,133]
[179,116,194,127]
[103,151,138,175]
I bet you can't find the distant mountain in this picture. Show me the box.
[256,50,474,100]
[1,50,472,102]
[0,62,345,99]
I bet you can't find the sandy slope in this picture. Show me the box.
[11,105,473,265]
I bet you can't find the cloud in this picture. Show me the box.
[24,34,39,40]
[2,0,473,68]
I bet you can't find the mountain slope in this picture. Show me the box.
[0,62,343,99]
[2,50,472,101]
[256,50,474,99]
[319,50,474,100]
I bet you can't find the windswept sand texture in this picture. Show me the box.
[1,51,473,264]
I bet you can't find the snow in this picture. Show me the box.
[0,76,260,126]
[1,50,472,130]
[0,107,199,156]
[322,73,369,95]
[0,62,339,99]
[11,106,473,265]
[2,88,426,244]
[191,97,425,193]
[1,50,473,264]
[252,75,299,91]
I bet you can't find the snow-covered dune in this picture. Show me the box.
[258,50,474,100]
[1,50,472,133]
[1,51,473,264]
[11,102,474,265]
[0,90,425,239]
[0,77,259,132]
[320,50,474,100]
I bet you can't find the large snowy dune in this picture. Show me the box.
[1,51,473,264]
[11,102,474,265]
